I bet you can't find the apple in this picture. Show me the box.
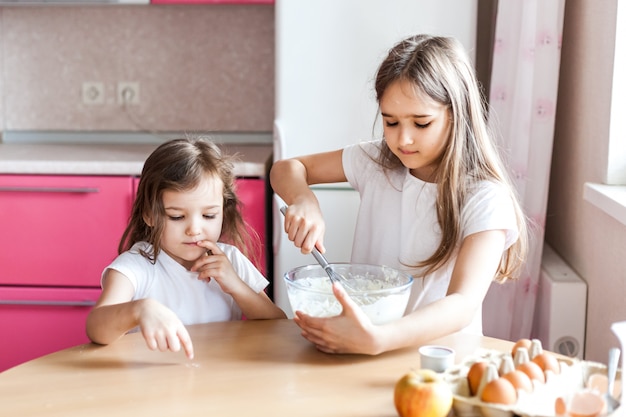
[393,369,453,417]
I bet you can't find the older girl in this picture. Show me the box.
[270,34,527,355]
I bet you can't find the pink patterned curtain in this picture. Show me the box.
[482,0,565,341]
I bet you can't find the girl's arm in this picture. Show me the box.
[231,287,287,320]
[86,270,194,358]
[270,149,348,196]
[86,271,141,344]
[293,229,506,354]
[269,149,346,254]
[376,229,506,352]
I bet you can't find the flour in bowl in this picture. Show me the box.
[286,276,410,325]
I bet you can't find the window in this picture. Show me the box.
[583,0,626,226]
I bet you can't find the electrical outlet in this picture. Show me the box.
[117,82,140,105]
[82,82,104,105]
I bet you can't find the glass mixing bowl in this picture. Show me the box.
[284,263,414,325]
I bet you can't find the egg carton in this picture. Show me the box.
[442,348,622,417]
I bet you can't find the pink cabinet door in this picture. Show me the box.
[236,178,266,275]
[0,175,134,287]
[0,286,101,372]
[151,0,272,4]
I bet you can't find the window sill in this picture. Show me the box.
[583,183,626,226]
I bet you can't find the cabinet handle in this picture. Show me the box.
[0,186,100,193]
[0,299,96,307]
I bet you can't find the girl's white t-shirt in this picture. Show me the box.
[342,141,520,335]
[102,242,269,324]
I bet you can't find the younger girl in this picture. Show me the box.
[87,137,285,359]
[270,34,528,355]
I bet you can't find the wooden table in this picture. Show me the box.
[0,319,517,417]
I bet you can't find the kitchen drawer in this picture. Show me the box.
[0,286,100,372]
[0,175,134,287]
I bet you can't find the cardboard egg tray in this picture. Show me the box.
[442,348,622,417]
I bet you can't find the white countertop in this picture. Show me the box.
[0,143,273,177]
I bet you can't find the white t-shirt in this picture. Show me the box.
[343,141,519,334]
[102,241,269,324]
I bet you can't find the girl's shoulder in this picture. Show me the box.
[111,241,155,267]
[468,178,511,195]
[345,140,383,159]
[343,140,404,186]
[128,241,151,253]
[464,179,516,211]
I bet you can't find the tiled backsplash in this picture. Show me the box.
[0,5,274,137]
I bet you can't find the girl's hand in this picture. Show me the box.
[282,202,327,254]
[137,298,194,359]
[191,241,242,294]
[293,283,381,355]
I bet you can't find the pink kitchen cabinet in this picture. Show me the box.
[151,0,272,4]
[0,287,101,372]
[0,175,134,287]
[235,178,266,275]
[0,174,134,372]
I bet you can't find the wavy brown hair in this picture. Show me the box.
[373,34,528,283]
[118,136,261,269]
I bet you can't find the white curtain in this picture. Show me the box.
[482,0,565,341]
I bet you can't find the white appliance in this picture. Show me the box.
[532,244,587,358]
[272,0,478,316]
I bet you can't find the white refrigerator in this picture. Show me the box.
[272,0,478,316]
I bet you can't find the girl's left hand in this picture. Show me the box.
[293,283,381,355]
[191,241,242,294]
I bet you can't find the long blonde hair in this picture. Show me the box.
[118,136,261,269]
[374,34,527,282]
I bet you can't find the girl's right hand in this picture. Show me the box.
[293,282,381,355]
[282,202,327,254]
[137,298,194,360]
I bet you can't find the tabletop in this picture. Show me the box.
[0,319,517,417]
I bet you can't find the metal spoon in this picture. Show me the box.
[606,347,621,413]
[279,205,357,292]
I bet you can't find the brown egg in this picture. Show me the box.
[480,377,518,405]
[467,361,489,396]
[501,369,533,393]
[532,352,561,375]
[516,361,546,383]
[512,338,532,357]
